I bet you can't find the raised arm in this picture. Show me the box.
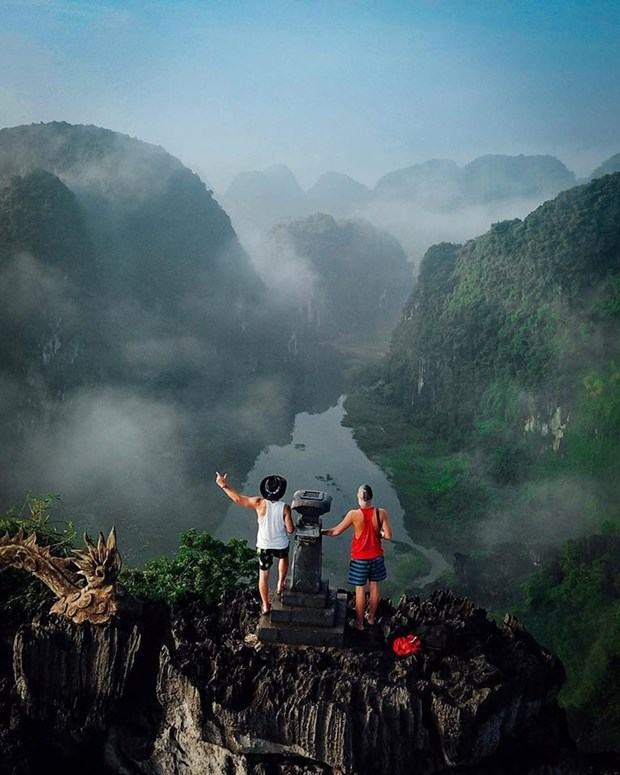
[322,511,354,537]
[215,472,262,510]
[379,508,393,541]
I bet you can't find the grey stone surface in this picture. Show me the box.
[289,526,323,593]
[1,587,607,775]
[282,581,329,609]
[13,609,144,730]
[289,488,332,595]
[257,596,346,647]
[270,598,337,627]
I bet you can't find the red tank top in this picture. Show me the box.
[351,507,384,560]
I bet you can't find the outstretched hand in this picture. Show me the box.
[215,471,228,489]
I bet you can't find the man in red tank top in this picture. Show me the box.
[322,484,393,630]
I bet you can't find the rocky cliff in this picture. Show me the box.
[386,172,620,442]
[2,588,617,775]
[0,124,298,561]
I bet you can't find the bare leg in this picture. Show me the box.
[259,569,271,613]
[367,581,381,624]
[354,584,366,629]
[276,556,289,595]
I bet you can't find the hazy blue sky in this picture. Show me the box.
[1,0,619,189]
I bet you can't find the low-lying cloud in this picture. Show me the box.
[350,195,551,264]
[237,226,319,306]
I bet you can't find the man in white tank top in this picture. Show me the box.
[216,472,295,615]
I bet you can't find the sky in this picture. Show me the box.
[1,0,619,190]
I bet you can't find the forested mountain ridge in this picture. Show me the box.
[0,169,100,407]
[0,168,92,275]
[224,153,588,265]
[387,171,620,441]
[265,213,412,342]
[346,172,620,750]
[374,153,576,206]
[0,122,256,317]
[0,122,286,392]
[590,153,620,181]
[226,153,579,221]
[0,123,298,555]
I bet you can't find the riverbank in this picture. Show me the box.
[342,392,489,554]
[342,385,620,753]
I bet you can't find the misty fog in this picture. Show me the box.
[1,127,617,579]
[0,1,618,600]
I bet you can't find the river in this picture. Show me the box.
[215,395,450,589]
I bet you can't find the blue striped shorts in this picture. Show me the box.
[348,556,387,586]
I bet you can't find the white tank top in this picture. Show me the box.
[256,500,289,550]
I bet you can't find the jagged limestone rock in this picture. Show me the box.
[0,588,607,774]
[13,611,142,730]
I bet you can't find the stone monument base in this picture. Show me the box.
[257,586,347,647]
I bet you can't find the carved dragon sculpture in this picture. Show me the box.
[0,527,121,624]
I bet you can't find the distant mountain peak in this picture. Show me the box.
[307,171,370,196]
[374,153,575,204]
[262,163,301,184]
[226,164,303,197]
[589,152,620,181]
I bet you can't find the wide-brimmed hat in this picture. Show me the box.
[260,474,287,501]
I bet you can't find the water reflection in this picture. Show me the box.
[215,396,449,588]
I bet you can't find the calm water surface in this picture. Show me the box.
[215,396,449,588]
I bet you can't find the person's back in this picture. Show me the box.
[257,499,289,550]
[215,472,294,615]
[350,506,384,560]
[322,483,392,630]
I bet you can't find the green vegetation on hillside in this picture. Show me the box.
[269,213,412,342]
[346,173,620,751]
[388,174,620,436]
[344,393,489,545]
[518,535,620,751]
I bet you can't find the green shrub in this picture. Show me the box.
[518,536,620,749]
[121,529,256,604]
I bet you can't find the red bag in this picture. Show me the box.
[392,633,422,657]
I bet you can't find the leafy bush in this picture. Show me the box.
[121,529,256,604]
[0,493,77,548]
[519,536,620,750]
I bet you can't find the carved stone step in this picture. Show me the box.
[270,597,337,627]
[281,580,329,609]
[257,594,347,647]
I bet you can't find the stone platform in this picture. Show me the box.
[257,590,347,647]
[256,489,347,647]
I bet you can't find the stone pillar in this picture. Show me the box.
[258,489,346,647]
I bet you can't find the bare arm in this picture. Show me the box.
[322,511,354,537]
[284,504,295,534]
[215,472,262,510]
[379,508,393,541]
